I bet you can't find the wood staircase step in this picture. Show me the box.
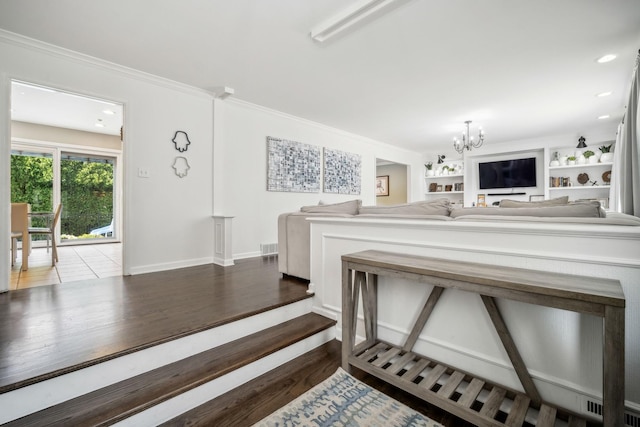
[160,339,344,426]
[4,313,335,427]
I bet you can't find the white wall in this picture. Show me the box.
[1,31,425,285]
[213,99,423,259]
[1,32,215,286]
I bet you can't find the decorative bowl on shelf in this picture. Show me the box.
[577,173,589,185]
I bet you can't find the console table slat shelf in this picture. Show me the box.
[341,250,625,427]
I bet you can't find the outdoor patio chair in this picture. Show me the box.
[11,203,30,271]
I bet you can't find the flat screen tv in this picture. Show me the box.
[478,157,537,189]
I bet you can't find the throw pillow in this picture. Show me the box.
[359,198,450,216]
[300,199,362,214]
[499,196,569,208]
[451,201,604,218]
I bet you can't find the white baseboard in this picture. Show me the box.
[213,256,234,266]
[128,256,214,275]
[233,250,261,260]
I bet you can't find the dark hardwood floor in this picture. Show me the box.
[0,256,311,393]
[1,255,491,426]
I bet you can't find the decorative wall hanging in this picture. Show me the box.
[172,156,190,178]
[172,131,191,152]
[323,148,361,195]
[267,136,321,192]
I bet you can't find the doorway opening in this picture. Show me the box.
[375,159,408,206]
[9,80,123,289]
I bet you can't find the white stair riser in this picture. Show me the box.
[115,329,335,426]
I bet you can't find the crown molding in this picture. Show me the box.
[0,29,213,99]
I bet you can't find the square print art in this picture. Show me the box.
[323,148,361,195]
[267,136,321,193]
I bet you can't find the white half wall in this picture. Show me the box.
[308,216,640,415]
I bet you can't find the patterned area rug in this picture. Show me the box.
[253,367,444,427]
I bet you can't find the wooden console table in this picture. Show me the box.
[341,250,625,427]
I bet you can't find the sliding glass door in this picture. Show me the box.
[11,144,119,243]
[61,153,115,240]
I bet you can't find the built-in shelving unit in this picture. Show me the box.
[424,163,464,206]
[547,147,613,208]
[426,143,615,209]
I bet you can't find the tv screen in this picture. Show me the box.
[479,157,537,189]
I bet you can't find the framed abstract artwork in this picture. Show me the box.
[267,136,321,193]
[323,148,361,195]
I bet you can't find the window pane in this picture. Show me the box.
[61,153,114,240]
[11,150,53,229]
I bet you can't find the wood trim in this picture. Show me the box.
[481,295,541,405]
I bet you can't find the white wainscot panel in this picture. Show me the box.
[308,216,640,414]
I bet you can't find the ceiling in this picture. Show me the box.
[1,0,639,152]
[11,81,123,136]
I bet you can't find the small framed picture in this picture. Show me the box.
[376,175,389,197]
[436,184,443,192]
[477,194,486,207]
[529,195,545,202]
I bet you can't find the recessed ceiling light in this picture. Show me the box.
[597,54,617,63]
[95,123,105,128]
[103,109,115,115]
[596,91,612,97]
[598,115,610,120]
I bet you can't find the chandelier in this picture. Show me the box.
[453,120,485,154]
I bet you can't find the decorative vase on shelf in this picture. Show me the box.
[577,155,586,165]
[560,156,568,166]
[426,170,435,177]
[588,156,599,164]
[568,160,576,166]
[600,153,614,163]
[550,160,560,166]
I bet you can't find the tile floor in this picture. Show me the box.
[10,242,122,290]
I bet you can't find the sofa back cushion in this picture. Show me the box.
[450,201,605,218]
[359,198,450,215]
[499,196,569,208]
[300,199,362,214]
